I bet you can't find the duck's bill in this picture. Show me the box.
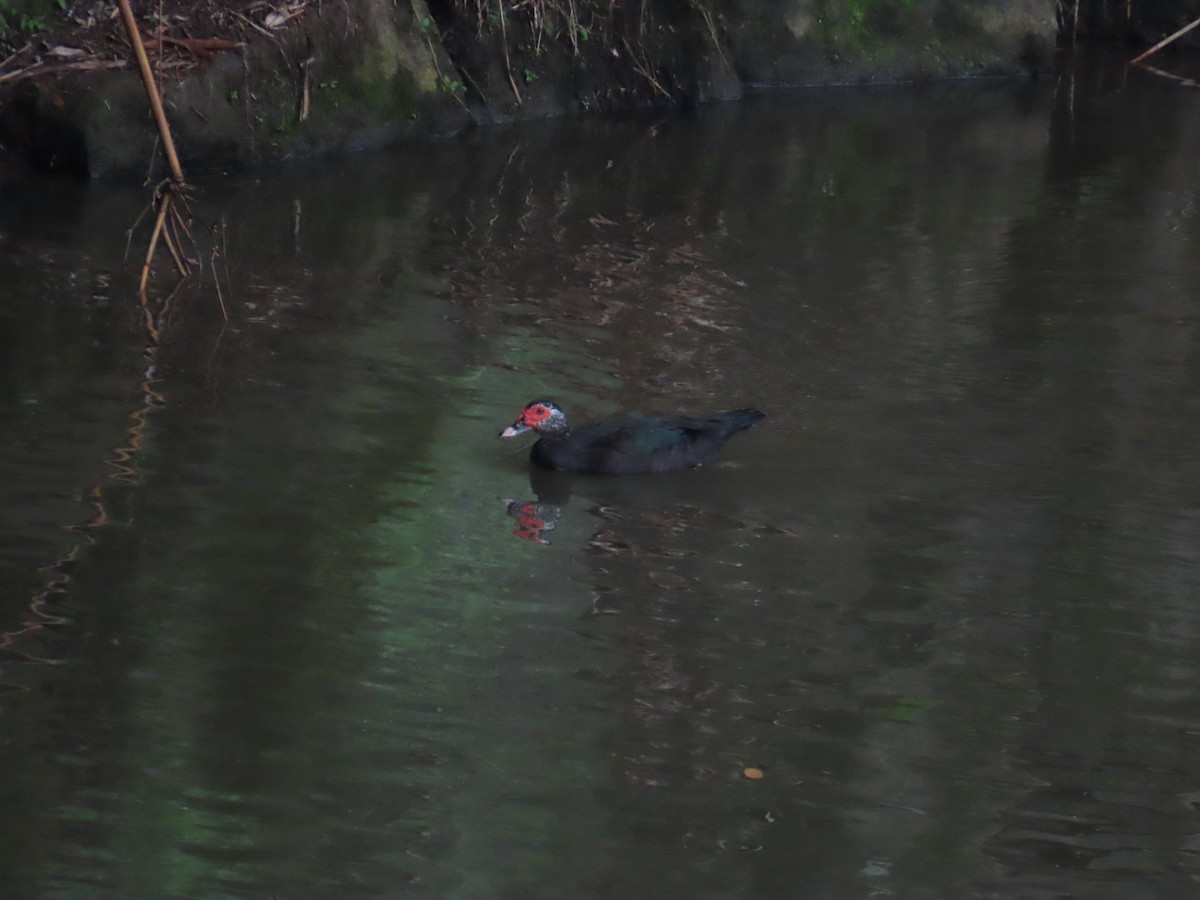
[500,423,530,438]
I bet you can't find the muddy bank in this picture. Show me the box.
[0,0,1055,179]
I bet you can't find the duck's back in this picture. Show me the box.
[532,409,764,474]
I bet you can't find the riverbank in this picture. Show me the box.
[0,0,1054,179]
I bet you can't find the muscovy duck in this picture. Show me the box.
[500,399,764,474]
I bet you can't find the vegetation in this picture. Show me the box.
[424,0,732,104]
[0,0,66,40]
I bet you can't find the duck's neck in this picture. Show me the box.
[537,420,571,440]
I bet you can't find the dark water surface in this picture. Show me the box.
[3,65,1200,898]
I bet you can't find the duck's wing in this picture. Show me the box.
[573,416,704,456]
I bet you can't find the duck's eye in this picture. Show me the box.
[528,405,550,421]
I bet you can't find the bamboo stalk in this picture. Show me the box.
[140,191,172,296]
[117,0,185,184]
[1131,15,1200,65]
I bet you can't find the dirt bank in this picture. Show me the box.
[0,0,1055,179]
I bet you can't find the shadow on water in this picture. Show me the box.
[3,58,1200,898]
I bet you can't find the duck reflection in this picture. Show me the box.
[501,466,734,545]
[502,468,574,544]
[502,499,559,544]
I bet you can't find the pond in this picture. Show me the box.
[3,60,1200,898]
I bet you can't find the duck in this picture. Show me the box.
[500,399,764,474]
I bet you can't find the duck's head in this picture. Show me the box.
[500,399,569,438]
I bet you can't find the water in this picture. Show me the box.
[3,62,1200,898]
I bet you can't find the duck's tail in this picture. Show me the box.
[712,408,765,436]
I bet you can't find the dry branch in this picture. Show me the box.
[496,0,523,104]
[1133,61,1200,87]
[142,32,244,60]
[0,57,126,84]
[1131,15,1200,65]
[0,40,33,71]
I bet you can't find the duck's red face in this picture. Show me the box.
[500,400,564,438]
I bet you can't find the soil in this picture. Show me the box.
[0,1,291,93]
[0,1,317,176]
[1,1,1065,181]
